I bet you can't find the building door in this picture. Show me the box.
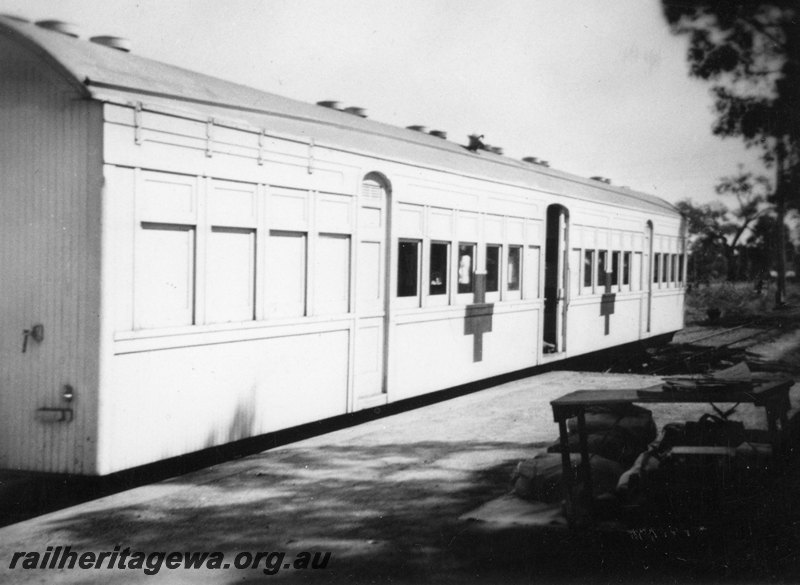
[543,204,569,353]
[353,173,389,407]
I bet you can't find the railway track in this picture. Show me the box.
[643,318,787,375]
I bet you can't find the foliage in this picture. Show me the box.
[663,2,799,299]
[662,1,799,179]
[684,280,771,325]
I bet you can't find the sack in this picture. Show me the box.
[546,427,641,467]
[511,452,623,504]
[566,404,657,452]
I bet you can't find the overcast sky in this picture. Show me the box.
[1,0,768,206]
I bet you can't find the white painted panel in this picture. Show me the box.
[209,180,257,227]
[507,219,524,243]
[525,220,541,244]
[315,234,351,315]
[264,231,306,317]
[100,329,350,473]
[205,228,255,324]
[140,172,196,223]
[485,215,503,242]
[397,204,423,236]
[429,208,453,239]
[317,194,352,232]
[359,206,382,229]
[570,249,581,298]
[357,241,382,311]
[611,231,622,250]
[458,212,479,239]
[583,228,596,248]
[526,246,542,300]
[357,326,380,375]
[270,188,308,227]
[134,224,195,328]
[633,252,643,291]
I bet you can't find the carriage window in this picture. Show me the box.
[397,240,420,297]
[611,251,620,287]
[653,253,661,284]
[678,255,684,284]
[429,242,449,295]
[135,223,195,329]
[507,246,521,291]
[486,245,500,293]
[583,250,594,288]
[265,230,307,318]
[671,254,678,284]
[315,234,351,315]
[206,227,256,324]
[597,250,607,289]
[458,243,475,294]
[623,252,631,287]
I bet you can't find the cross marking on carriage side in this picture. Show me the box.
[600,273,616,336]
[464,274,493,362]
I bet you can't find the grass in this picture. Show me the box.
[684,280,799,326]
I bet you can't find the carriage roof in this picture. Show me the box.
[1,15,680,218]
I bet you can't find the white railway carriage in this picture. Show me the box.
[0,16,686,475]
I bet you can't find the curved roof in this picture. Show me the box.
[0,15,680,218]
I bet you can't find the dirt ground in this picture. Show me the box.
[1,299,800,584]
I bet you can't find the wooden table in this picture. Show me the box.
[550,376,795,526]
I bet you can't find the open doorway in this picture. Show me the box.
[543,204,569,353]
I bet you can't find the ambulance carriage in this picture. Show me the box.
[0,15,686,476]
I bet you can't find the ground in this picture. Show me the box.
[1,282,800,584]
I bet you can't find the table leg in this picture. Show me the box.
[576,411,593,522]
[557,419,575,526]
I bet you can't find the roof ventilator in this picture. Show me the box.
[522,156,550,167]
[343,106,367,118]
[35,20,80,37]
[406,125,427,132]
[590,176,612,184]
[429,130,448,139]
[317,101,340,109]
[90,35,132,52]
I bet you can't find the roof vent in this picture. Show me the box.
[406,125,427,132]
[343,106,367,118]
[522,156,549,167]
[35,20,80,38]
[489,146,504,155]
[429,130,447,139]
[590,176,612,184]
[90,35,131,52]
[317,100,341,109]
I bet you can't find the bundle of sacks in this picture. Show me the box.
[511,404,657,516]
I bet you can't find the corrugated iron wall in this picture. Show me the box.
[0,34,103,473]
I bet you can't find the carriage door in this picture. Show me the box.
[353,174,389,408]
[642,220,653,335]
[543,204,569,354]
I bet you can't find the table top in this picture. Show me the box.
[551,377,795,420]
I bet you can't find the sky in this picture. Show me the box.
[0,0,769,206]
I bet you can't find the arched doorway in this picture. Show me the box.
[543,204,569,353]
[353,173,391,406]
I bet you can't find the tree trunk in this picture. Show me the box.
[775,144,787,306]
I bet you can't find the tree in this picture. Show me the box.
[715,166,770,278]
[675,198,730,282]
[662,1,799,304]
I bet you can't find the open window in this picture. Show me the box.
[457,242,476,297]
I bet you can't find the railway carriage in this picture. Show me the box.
[0,16,686,475]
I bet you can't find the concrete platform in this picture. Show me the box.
[0,370,796,584]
